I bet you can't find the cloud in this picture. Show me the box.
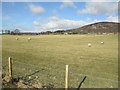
[33,16,89,32]
[13,24,35,32]
[33,21,41,26]
[36,16,59,23]
[47,16,59,21]
[28,4,45,14]
[60,0,77,9]
[33,15,119,32]
[86,17,91,21]
[13,24,22,29]
[2,0,119,2]
[107,16,118,22]
[88,0,119,2]
[78,2,118,15]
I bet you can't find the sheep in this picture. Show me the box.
[101,41,104,44]
[28,76,31,79]
[28,37,31,40]
[35,76,38,79]
[16,38,19,40]
[27,37,31,42]
[88,42,92,47]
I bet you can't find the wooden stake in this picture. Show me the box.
[65,65,69,89]
[8,57,12,80]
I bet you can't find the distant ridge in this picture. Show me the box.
[2,22,119,35]
[64,22,120,34]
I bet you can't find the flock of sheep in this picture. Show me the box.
[16,37,104,47]
[16,37,31,41]
[88,41,104,47]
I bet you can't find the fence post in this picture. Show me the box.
[65,65,69,89]
[8,57,12,80]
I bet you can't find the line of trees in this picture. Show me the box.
[2,29,20,35]
[1,29,118,35]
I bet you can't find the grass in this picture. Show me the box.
[2,34,118,88]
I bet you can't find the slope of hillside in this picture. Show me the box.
[65,22,120,34]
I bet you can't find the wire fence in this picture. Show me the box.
[2,59,118,88]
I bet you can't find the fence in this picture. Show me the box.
[2,57,119,88]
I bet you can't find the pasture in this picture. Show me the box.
[2,34,118,88]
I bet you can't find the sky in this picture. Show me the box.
[2,1,119,32]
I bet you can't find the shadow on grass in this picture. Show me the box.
[77,76,87,90]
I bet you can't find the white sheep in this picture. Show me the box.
[28,76,31,79]
[88,42,92,47]
[28,37,31,40]
[101,41,104,44]
[16,38,19,40]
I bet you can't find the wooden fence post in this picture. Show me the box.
[8,57,12,80]
[65,65,69,89]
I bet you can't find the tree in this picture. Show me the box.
[4,30,11,34]
[10,29,20,35]
[8,30,11,34]
[14,29,20,33]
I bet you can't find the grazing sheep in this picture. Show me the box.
[29,76,31,79]
[88,42,91,47]
[101,41,104,44]
[16,38,19,40]
[28,37,31,40]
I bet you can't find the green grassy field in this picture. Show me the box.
[2,34,118,88]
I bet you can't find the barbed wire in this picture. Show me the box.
[3,58,118,78]
[11,60,118,83]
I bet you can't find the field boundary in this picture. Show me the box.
[11,60,118,83]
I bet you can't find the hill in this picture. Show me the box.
[64,22,120,34]
[2,22,119,35]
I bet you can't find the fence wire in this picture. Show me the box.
[2,59,118,88]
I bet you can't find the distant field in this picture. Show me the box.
[2,34,118,88]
